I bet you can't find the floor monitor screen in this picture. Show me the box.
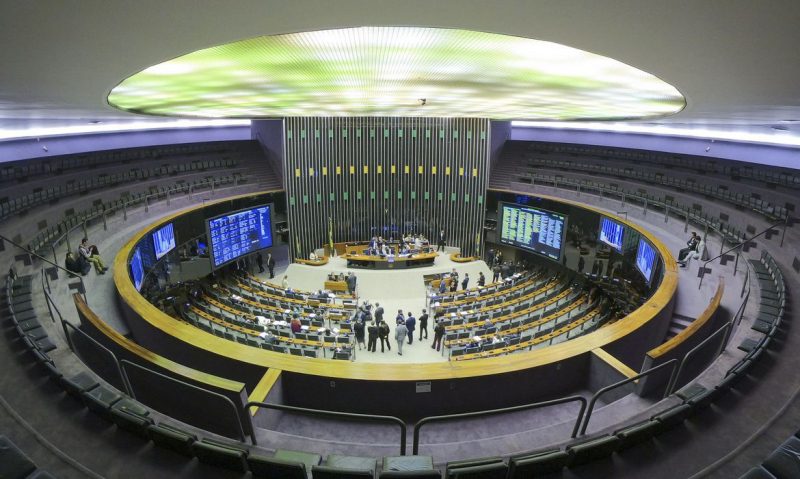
[152,222,176,260]
[636,238,657,283]
[131,247,145,291]
[499,202,566,260]
[207,205,273,268]
[599,217,624,251]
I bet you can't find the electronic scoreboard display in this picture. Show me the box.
[207,205,273,268]
[499,202,566,260]
[599,217,624,251]
[636,238,657,283]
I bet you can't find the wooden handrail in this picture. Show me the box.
[646,281,724,359]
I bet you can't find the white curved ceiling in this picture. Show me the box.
[1,0,799,139]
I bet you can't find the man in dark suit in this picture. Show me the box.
[405,312,416,344]
[367,321,379,352]
[256,252,265,273]
[431,319,445,351]
[461,273,469,291]
[374,303,384,323]
[437,229,446,252]
[418,309,429,340]
[266,253,276,278]
[378,320,391,352]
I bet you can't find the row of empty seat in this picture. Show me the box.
[0,435,55,479]
[520,173,751,245]
[0,156,241,223]
[516,141,800,190]
[522,156,789,221]
[0,140,255,185]
[27,173,245,257]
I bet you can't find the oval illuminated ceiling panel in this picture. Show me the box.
[107,27,685,120]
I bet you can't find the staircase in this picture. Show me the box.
[664,312,695,340]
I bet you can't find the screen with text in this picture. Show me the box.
[131,247,145,291]
[599,217,624,251]
[499,202,566,260]
[636,238,657,283]
[208,205,273,268]
[152,222,176,260]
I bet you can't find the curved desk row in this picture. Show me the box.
[345,251,438,269]
[111,191,678,420]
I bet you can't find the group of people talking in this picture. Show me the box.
[351,300,449,356]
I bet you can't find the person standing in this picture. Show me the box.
[395,309,404,325]
[367,321,379,352]
[354,319,365,350]
[266,253,276,278]
[492,264,501,283]
[395,320,408,356]
[461,273,469,291]
[378,320,391,352]
[437,229,446,252]
[256,252,265,273]
[282,275,289,289]
[418,309,429,340]
[374,303,384,323]
[477,272,486,287]
[432,320,445,351]
[438,278,447,295]
[405,312,416,344]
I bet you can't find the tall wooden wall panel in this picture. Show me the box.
[284,117,489,258]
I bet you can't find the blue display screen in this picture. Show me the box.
[131,247,145,291]
[152,222,176,260]
[599,217,624,251]
[208,205,273,268]
[499,202,566,260]
[636,239,657,283]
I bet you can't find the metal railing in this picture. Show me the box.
[1,234,87,304]
[579,359,678,436]
[61,319,133,396]
[246,401,407,454]
[666,321,733,395]
[698,220,786,289]
[121,359,249,443]
[413,395,588,454]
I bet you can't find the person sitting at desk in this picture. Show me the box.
[290,316,302,335]
[259,330,277,345]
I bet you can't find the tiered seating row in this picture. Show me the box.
[741,251,786,348]
[434,271,544,313]
[0,434,55,479]
[522,156,789,221]
[517,141,800,190]
[4,274,57,354]
[1,157,240,223]
[442,278,572,335]
[452,300,609,361]
[0,140,252,185]
[520,173,750,244]
[184,290,354,360]
[27,174,244,257]
[431,269,541,304]
[5,275,430,478]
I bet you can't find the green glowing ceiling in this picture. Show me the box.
[107,27,685,120]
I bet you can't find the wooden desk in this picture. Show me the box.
[324,280,348,292]
[345,251,437,269]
